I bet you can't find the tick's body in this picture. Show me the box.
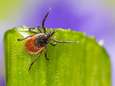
[25,34,45,55]
[17,10,75,71]
[25,31,55,55]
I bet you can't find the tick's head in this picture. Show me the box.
[35,31,55,46]
[35,34,48,46]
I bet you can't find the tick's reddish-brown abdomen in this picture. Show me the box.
[25,34,45,55]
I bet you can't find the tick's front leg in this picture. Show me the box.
[37,26,42,33]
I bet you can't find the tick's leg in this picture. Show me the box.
[45,52,49,61]
[41,11,49,33]
[28,26,42,33]
[50,42,57,46]
[44,46,49,61]
[37,26,42,33]
[51,38,76,43]
[28,54,41,71]
[17,35,32,41]
[28,27,38,34]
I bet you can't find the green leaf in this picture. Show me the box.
[4,27,111,86]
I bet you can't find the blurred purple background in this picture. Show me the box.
[0,0,115,86]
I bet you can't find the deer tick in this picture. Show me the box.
[17,11,75,71]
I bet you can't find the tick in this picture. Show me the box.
[17,11,75,71]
